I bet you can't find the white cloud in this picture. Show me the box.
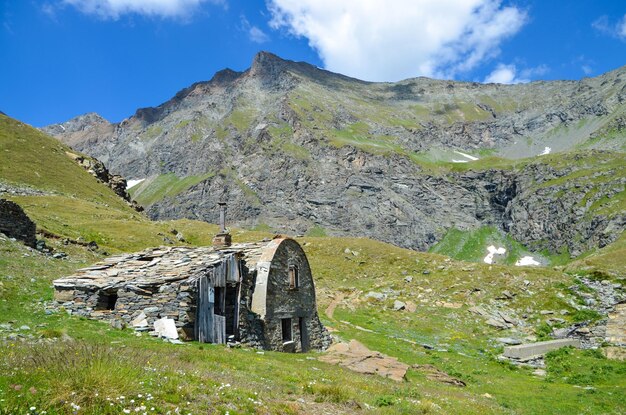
[484,63,524,84]
[249,26,270,43]
[592,14,626,41]
[619,15,626,39]
[267,0,527,81]
[62,0,223,19]
[483,63,548,84]
[519,64,548,79]
[241,15,270,43]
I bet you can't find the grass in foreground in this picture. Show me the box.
[2,230,625,414]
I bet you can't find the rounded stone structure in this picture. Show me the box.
[251,237,329,352]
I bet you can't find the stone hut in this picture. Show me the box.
[53,236,330,352]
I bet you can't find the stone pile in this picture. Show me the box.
[65,151,143,211]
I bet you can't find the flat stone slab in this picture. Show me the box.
[319,339,408,382]
[412,364,466,387]
[154,317,178,339]
[504,338,581,359]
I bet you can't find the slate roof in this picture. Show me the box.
[53,242,270,291]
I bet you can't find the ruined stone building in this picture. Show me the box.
[53,235,330,352]
[0,198,36,247]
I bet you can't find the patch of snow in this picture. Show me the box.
[484,245,506,264]
[451,159,469,163]
[539,146,551,156]
[126,178,145,190]
[515,256,540,266]
[453,150,479,161]
[59,124,66,131]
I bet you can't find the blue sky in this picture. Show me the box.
[1,0,625,127]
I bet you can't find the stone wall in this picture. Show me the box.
[51,238,330,351]
[54,280,196,338]
[263,239,331,351]
[0,199,36,247]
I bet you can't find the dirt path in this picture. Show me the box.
[325,293,345,319]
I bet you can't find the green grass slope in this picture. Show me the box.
[1,114,625,414]
[429,226,531,265]
[2,233,625,414]
[0,114,131,206]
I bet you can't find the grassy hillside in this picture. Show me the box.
[0,115,131,207]
[1,115,625,414]
[2,233,625,414]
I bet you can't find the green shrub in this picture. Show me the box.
[375,395,396,407]
[535,323,553,340]
[571,309,601,322]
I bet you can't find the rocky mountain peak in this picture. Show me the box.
[248,50,296,80]
[209,68,243,85]
[42,112,110,136]
[42,53,626,259]
[251,50,287,69]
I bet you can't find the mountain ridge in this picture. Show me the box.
[41,52,626,262]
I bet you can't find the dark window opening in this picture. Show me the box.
[214,287,225,316]
[288,265,299,289]
[281,318,292,342]
[224,284,239,336]
[95,290,118,310]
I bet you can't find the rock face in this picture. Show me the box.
[0,199,36,247]
[43,52,626,256]
[65,151,142,211]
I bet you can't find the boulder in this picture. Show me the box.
[365,291,386,301]
[393,300,406,311]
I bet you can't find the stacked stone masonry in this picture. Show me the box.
[0,198,36,247]
[53,237,331,352]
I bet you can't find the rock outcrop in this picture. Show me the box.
[65,151,143,211]
[320,340,409,382]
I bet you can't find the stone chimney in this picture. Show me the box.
[212,202,232,247]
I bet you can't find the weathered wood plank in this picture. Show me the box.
[214,315,226,344]
[196,275,214,343]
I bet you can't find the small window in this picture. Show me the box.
[281,318,292,342]
[95,290,118,311]
[288,265,299,289]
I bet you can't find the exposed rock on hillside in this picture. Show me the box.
[65,151,143,212]
[43,52,626,257]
